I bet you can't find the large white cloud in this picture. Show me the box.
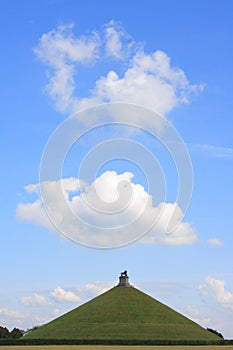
[34,21,203,117]
[16,171,197,247]
[87,50,202,116]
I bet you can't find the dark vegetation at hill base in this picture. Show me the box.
[207,328,224,339]
[1,338,233,346]
[0,326,23,339]
[24,286,222,341]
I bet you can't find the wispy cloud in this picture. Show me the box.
[207,238,224,247]
[104,20,134,59]
[0,307,25,319]
[188,143,233,160]
[0,307,27,329]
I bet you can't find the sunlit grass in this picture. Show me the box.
[25,287,219,341]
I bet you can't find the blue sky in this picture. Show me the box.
[1,0,233,338]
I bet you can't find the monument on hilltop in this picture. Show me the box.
[117,270,131,287]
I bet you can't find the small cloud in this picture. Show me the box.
[207,238,224,247]
[198,276,233,310]
[77,281,112,298]
[51,287,81,303]
[21,293,52,307]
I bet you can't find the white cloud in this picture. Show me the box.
[17,171,197,247]
[207,238,224,247]
[198,276,233,310]
[88,50,202,116]
[139,201,197,246]
[21,293,52,307]
[105,25,122,58]
[77,281,113,298]
[51,287,81,303]
[34,23,99,65]
[16,177,84,230]
[34,21,203,117]
[16,199,53,229]
[34,23,100,113]
[104,20,134,59]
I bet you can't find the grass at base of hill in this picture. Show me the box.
[25,323,220,340]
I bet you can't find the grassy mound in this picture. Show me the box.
[25,286,220,341]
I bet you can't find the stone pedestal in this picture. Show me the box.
[117,274,131,287]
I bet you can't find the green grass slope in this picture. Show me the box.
[25,286,219,341]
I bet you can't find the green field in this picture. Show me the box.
[25,287,219,341]
[2,346,233,350]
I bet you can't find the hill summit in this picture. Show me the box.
[25,272,219,341]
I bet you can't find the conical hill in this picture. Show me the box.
[25,285,219,341]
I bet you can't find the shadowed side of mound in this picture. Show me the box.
[24,286,220,341]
